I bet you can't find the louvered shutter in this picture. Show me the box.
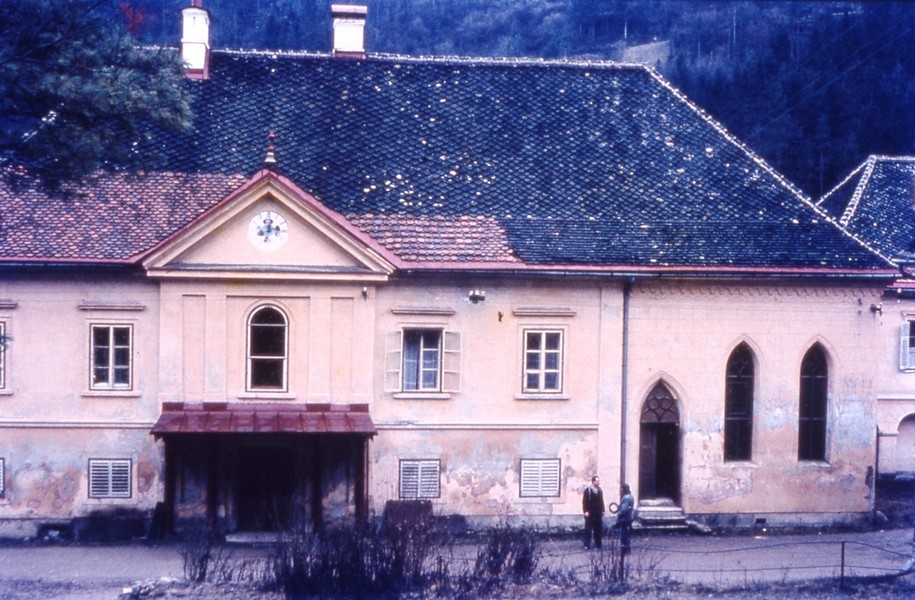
[901,322,913,370]
[385,331,403,392]
[399,461,419,498]
[110,461,131,497]
[520,459,561,497]
[418,461,440,498]
[399,460,440,499]
[442,331,461,392]
[89,459,131,498]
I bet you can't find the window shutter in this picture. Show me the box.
[110,461,131,498]
[901,322,912,370]
[399,461,419,498]
[399,460,440,499]
[89,461,108,498]
[520,459,560,497]
[0,458,4,497]
[385,331,403,392]
[419,461,440,498]
[89,459,131,498]
[442,331,461,392]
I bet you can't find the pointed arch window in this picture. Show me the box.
[799,345,828,461]
[247,305,288,392]
[724,344,754,461]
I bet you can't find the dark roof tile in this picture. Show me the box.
[0,51,891,271]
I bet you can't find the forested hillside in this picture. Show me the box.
[123,0,915,197]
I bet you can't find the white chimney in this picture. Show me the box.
[181,0,211,78]
[331,4,367,57]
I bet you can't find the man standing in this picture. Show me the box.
[582,475,605,549]
[617,482,635,555]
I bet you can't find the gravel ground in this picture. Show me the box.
[0,528,912,599]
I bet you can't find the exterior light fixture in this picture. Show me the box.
[468,290,486,304]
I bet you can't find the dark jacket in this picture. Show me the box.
[582,485,605,518]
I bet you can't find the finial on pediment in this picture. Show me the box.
[264,131,278,167]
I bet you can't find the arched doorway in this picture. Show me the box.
[638,382,681,504]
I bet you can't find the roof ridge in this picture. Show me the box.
[210,47,649,71]
[839,155,877,227]
[642,73,896,270]
[818,158,868,207]
[644,67,812,206]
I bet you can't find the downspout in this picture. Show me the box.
[620,277,634,487]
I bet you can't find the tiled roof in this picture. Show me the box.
[818,156,915,261]
[0,171,247,261]
[0,51,892,271]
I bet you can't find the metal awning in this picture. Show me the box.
[151,402,376,437]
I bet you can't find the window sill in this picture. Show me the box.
[721,460,758,467]
[237,392,296,400]
[82,390,141,398]
[797,460,830,467]
[514,393,569,401]
[0,389,12,397]
[393,392,451,400]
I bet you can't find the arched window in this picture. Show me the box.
[799,345,828,461]
[724,344,754,461]
[247,306,288,391]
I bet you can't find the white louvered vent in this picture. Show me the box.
[520,458,561,498]
[89,459,131,499]
[399,459,440,499]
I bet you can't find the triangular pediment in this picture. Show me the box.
[141,170,397,281]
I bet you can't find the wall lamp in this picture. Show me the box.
[870,302,882,316]
[468,290,486,304]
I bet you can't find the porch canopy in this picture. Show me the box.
[151,401,376,437]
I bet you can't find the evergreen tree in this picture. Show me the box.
[0,0,192,188]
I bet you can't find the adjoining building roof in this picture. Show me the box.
[818,156,915,262]
[0,50,893,273]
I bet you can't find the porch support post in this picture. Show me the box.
[163,439,176,535]
[311,439,324,530]
[355,436,368,523]
[206,438,218,528]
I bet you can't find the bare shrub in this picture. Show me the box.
[270,508,443,598]
[179,521,217,583]
[470,524,540,593]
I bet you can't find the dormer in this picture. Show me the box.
[332,4,367,58]
[181,0,211,79]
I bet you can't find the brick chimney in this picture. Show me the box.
[331,4,367,58]
[181,0,211,79]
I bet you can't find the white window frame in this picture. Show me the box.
[519,458,561,498]
[0,321,7,390]
[246,305,289,392]
[900,321,915,371]
[522,329,563,393]
[385,329,460,395]
[0,458,5,498]
[88,459,132,499]
[399,459,440,499]
[90,324,133,390]
[403,329,442,391]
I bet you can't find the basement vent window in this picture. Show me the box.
[399,459,440,499]
[89,459,131,499]
[519,458,561,498]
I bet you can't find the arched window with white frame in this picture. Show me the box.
[247,305,288,392]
